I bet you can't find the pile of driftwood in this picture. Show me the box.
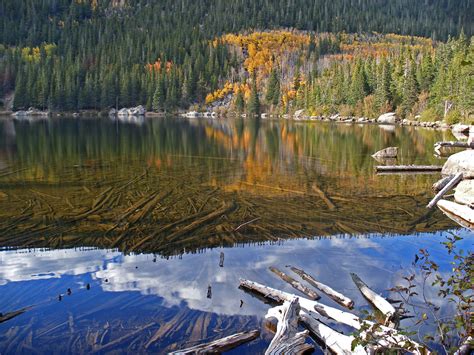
[172,266,430,354]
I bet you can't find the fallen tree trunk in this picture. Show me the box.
[300,309,368,355]
[350,273,396,327]
[269,266,320,300]
[288,265,354,309]
[169,330,260,354]
[427,173,463,208]
[434,141,474,149]
[376,165,442,173]
[265,298,313,355]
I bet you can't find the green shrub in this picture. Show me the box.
[419,107,441,122]
[445,109,461,125]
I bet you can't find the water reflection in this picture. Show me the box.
[0,116,460,255]
[0,230,470,353]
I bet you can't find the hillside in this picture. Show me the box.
[0,0,473,122]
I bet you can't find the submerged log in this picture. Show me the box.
[269,266,320,300]
[427,172,463,208]
[0,307,30,324]
[311,183,336,210]
[265,298,313,355]
[376,165,442,173]
[169,330,260,354]
[288,265,354,309]
[350,273,396,327]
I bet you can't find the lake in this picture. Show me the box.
[0,116,471,353]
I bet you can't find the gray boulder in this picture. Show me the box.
[372,147,398,159]
[377,112,398,124]
[454,179,474,205]
[442,150,474,178]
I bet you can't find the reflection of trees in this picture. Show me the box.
[0,117,456,254]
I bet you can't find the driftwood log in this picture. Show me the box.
[269,266,320,300]
[288,265,354,309]
[427,173,463,208]
[300,309,368,355]
[434,141,474,149]
[350,273,397,327]
[376,165,442,173]
[437,200,474,226]
[432,175,455,192]
[239,279,427,354]
[265,298,313,355]
[169,330,260,354]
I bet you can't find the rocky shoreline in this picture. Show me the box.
[3,108,472,132]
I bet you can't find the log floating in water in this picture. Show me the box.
[432,175,455,192]
[288,265,354,309]
[350,273,396,327]
[375,165,442,173]
[269,266,320,300]
[437,199,474,227]
[265,298,313,355]
[169,330,260,355]
[434,141,474,149]
[427,173,463,209]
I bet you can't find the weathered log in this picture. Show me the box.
[300,309,368,355]
[239,279,427,354]
[350,273,396,327]
[375,165,442,173]
[288,265,354,309]
[265,298,313,355]
[434,141,474,149]
[437,199,474,227]
[269,266,320,300]
[432,175,454,192]
[169,330,260,354]
[427,172,463,208]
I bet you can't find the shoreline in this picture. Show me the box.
[1,109,472,132]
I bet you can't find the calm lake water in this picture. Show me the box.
[0,116,472,353]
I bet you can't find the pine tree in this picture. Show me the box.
[235,89,245,112]
[247,72,260,116]
[265,69,280,105]
[152,76,165,112]
[400,59,419,117]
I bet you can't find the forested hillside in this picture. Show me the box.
[0,0,473,121]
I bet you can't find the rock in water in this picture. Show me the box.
[372,147,398,159]
[442,150,474,178]
[454,180,474,205]
[377,112,398,124]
